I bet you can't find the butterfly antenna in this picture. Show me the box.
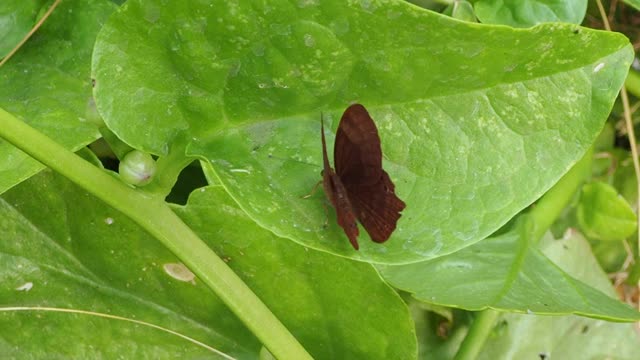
[320,112,332,171]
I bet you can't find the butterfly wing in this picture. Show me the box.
[334,104,383,186]
[334,104,405,243]
[347,170,406,243]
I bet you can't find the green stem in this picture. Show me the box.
[143,144,195,198]
[529,148,593,242]
[0,107,312,360]
[453,309,499,360]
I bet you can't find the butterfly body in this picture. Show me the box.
[321,104,406,250]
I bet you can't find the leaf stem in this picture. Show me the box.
[143,144,195,198]
[0,107,312,360]
[453,309,499,360]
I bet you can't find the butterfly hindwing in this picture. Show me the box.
[346,170,406,242]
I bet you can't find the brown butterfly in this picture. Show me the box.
[321,104,406,250]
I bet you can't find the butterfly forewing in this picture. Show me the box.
[334,104,383,186]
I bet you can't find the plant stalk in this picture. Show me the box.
[453,309,499,360]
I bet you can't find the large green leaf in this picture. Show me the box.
[0,0,113,195]
[477,232,640,358]
[92,0,632,264]
[378,215,640,321]
[0,169,415,359]
[474,0,587,27]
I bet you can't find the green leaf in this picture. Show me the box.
[92,0,633,263]
[477,232,640,359]
[0,170,416,359]
[576,181,637,241]
[378,215,640,321]
[0,0,115,195]
[474,0,588,27]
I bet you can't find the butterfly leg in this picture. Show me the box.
[301,180,322,199]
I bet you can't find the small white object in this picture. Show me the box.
[16,282,33,292]
[593,62,605,73]
[163,263,196,283]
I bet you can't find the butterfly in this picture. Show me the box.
[321,104,406,250]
